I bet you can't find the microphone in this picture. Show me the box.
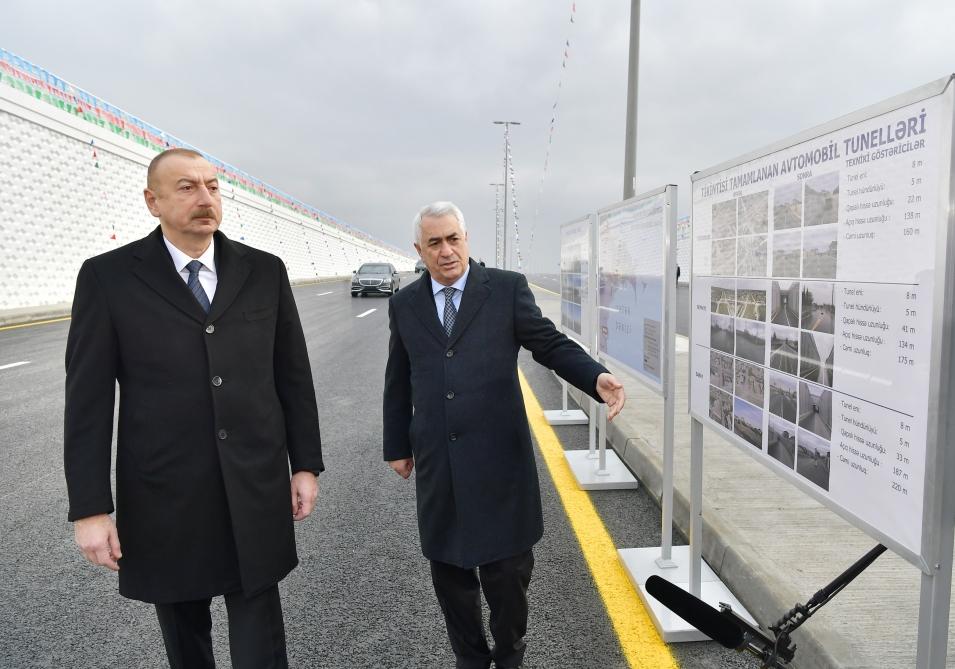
[645,575,743,648]
[645,575,794,667]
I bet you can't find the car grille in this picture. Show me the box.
[359,278,383,286]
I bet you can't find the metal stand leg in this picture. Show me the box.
[689,418,704,598]
[656,380,677,569]
[596,403,609,476]
[587,397,598,459]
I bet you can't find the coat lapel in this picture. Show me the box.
[411,271,449,345]
[447,260,490,348]
[131,227,207,323]
[207,232,250,321]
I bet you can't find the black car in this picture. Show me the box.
[351,263,401,297]
[414,259,427,274]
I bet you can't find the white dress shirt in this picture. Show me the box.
[431,265,470,327]
[163,235,218,302]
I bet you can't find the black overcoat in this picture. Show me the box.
[383,260,607,568]
[64,227,323,603]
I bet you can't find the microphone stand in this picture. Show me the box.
[720,543,887,668]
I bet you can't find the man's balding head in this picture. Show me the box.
[147,148,206,191]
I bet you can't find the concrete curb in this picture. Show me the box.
[566,384,867,669]
[0,303,72,327]
[0,276,352,328]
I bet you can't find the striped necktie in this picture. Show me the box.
[443,286,457,336]
[186,260,211,314]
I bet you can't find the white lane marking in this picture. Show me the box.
[0,361,31,370]
[316,291,334,296]
[356,309,377,318]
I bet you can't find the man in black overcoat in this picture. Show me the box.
[383,202,626,669]
[64,148,324,669]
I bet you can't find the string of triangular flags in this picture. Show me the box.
[527,2,577,266]
[88,138,121,243]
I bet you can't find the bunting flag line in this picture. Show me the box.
[504,124,525,271]
[527,1,577,267]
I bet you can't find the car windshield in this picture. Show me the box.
[358,264,391,274]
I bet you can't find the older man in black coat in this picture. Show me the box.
[64,148,323,669]
[383,202,625,669]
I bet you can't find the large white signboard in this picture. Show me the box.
[560,216,592,344]
[598,188,670,392]
[689,78,954,564]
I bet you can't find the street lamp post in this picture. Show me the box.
[623,0,641,199]
[493,120,520,270]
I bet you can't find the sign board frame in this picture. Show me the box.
[688,75,955,574]
[596,185,676,397]
[559,214,595,352]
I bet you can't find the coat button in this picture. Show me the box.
[446,391,455,400]
[205,324,215,334]
[446,349,454,358]
[212,375,223,387]
[449,433,457,441]
[217,429,228,440]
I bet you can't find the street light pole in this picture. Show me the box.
[623,0,641,199]
[493,120,520,270]
[489,182,505,268]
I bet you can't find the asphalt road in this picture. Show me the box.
[769,393,798,424]
[802,306,834,334]
[767,432,796,469]
[0,273,745,668]
[800,409,833,441]
[770,343,799,375]
[796,455,831,492]
[771,303,798,328]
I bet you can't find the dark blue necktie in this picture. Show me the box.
[443,287,457,336]
[186,260,211,314]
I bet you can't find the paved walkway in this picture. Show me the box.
[529,283,955,669]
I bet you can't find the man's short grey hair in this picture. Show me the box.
[413,201,467,243]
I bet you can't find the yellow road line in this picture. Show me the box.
[519,369,677,669]
[0,316,71,332]
[528,282,559,296]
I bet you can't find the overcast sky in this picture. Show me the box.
[4,1,954,270]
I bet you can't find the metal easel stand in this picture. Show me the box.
[621,417,755,642]
[544,378,589,425]
[564,400,639,490]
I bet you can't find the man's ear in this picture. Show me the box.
[143,188,160,218]
[413,243,422,256]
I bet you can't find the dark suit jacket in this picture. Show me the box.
[383,260,607,568]
[64,227,323,603]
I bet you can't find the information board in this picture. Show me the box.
[689,77,955,564]
[559,216,592,344]
[597,186,673,392]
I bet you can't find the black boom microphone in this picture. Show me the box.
[646,545,886,668]
[645,575,743,648]
[645,575,793,667]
